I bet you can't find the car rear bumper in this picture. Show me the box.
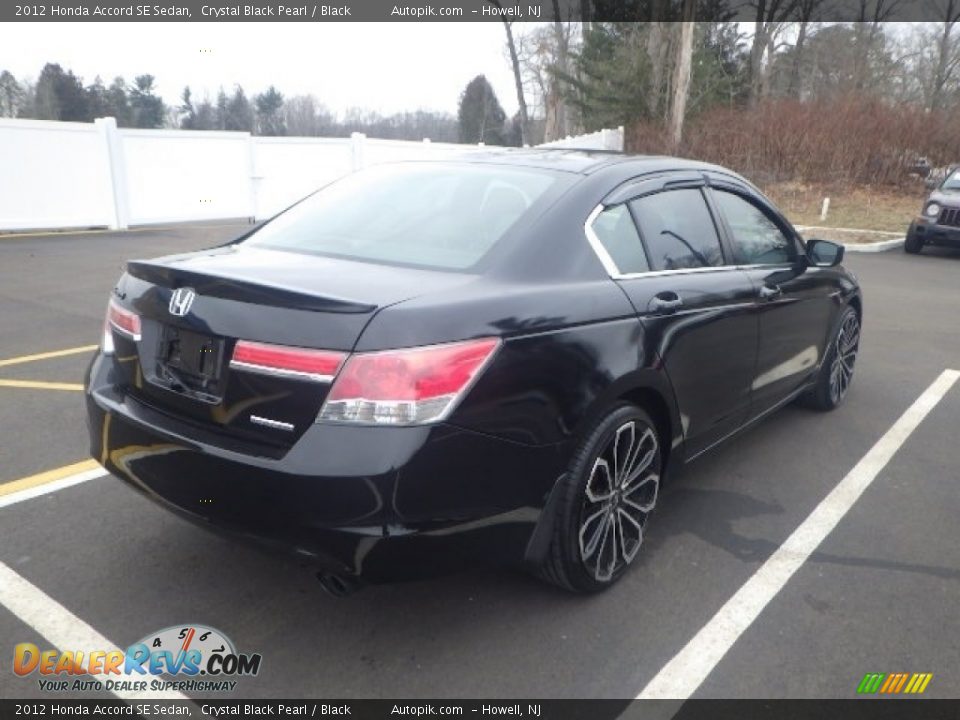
[85,353,567,582]
[910,219,960,248]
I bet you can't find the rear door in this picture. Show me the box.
[705,176,836,418]
[590,174,758,459]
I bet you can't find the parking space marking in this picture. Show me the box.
[0,561,188,700]
[0,345,98,368]
[0,462,107,509]
[0,379,85,391]
[638,368,960,700]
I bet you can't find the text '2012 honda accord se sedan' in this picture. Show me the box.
[86,151,862,594]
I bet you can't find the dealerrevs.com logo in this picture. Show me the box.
[14,624,262,693]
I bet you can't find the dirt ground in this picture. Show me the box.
[764,182,926,238]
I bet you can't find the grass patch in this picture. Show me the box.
[763,182,926,234]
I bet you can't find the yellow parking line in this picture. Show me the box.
[0,459,99,498]
[0,379,85,391]
[0,345,98,368]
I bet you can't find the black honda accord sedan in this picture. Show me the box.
[85,150,862,593]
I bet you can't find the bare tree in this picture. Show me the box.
[748,0,799,103]
[787,0,823,98]
[488,0,530,145]
[850,0,902,90]
[928,0,960,109]
[644,12,671,118]
[667,13,696,147]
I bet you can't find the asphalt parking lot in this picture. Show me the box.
[1,225,958,701]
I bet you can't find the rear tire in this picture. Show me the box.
[799,306,860,412]
[904,233,924,254]
[538,404,662,593]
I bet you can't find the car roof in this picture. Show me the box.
[448,148,736,178]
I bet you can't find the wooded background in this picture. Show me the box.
[3,6,960,186]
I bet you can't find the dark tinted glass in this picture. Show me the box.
[630,189,724,271]
[245,164,564,270]
[714,190,795,265]
[942,169,960,191]
[590,205,650,274]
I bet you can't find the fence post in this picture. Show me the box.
[247,134,260,222]
[95,116,130,230]
[350,132,366,171]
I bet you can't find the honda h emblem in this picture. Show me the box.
[168,287,196,317]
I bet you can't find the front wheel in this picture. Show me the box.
[799,306,861,411]
[904,232,924,254]
[538,404,662,593]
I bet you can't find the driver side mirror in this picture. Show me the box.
[806,238,845,268]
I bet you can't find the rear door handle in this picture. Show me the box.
[759,284,782,301]
[648,292,684,314]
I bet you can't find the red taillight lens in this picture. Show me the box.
[106,298,141,344]
[230,340,347,382]
[319,338,500,425]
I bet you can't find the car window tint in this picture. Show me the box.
[713,190,794,265]
[590,205,650,274]
[629,189,724,271]
[244,164,566,271]
[943,169,960,191]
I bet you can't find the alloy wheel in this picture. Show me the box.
[578,420,659,583]
[829,311,860,404]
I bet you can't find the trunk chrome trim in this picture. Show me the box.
[229,359,335,384]
[249,415,295,432]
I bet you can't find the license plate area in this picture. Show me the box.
[156,326,225,403]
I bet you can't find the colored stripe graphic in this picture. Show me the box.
[858,672,932,694]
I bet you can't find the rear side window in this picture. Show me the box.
[590,205,650,275]
[244,164,566,271]
[629,189,724,271]
[713,190,796,265]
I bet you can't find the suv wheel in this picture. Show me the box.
[904,232,924,254]
[539,404,662,593]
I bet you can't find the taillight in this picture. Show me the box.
[103,298,141,354]
[230,340,347,382]
[318,338,500,426]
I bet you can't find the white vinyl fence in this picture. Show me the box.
[0,117,623,232]
[538,126,624,152]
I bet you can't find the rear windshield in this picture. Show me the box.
[244,163,567,270]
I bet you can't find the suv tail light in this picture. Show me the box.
[103,298,141,354]
[318,338,500,426]
[230,340,347,382]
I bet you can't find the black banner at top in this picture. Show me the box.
[2,0,955,22]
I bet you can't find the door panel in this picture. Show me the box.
[617,270,758,458]
[705,182,837,417]
[742,265,837,416]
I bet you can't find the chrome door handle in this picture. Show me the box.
[649,293,684,314]
[759,284,782,300]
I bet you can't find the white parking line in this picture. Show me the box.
[0,467,107,510]
[0,561,188,701]
[638,368,960,699]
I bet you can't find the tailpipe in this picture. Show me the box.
[316,571,363,597]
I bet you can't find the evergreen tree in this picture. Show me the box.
[221,86,253,131]
[129,74,165,128]
[0,70,24,118]
[457,75,507,145]
[254,85,285,135]
[34,63,89,121]
[105,77,132,126]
